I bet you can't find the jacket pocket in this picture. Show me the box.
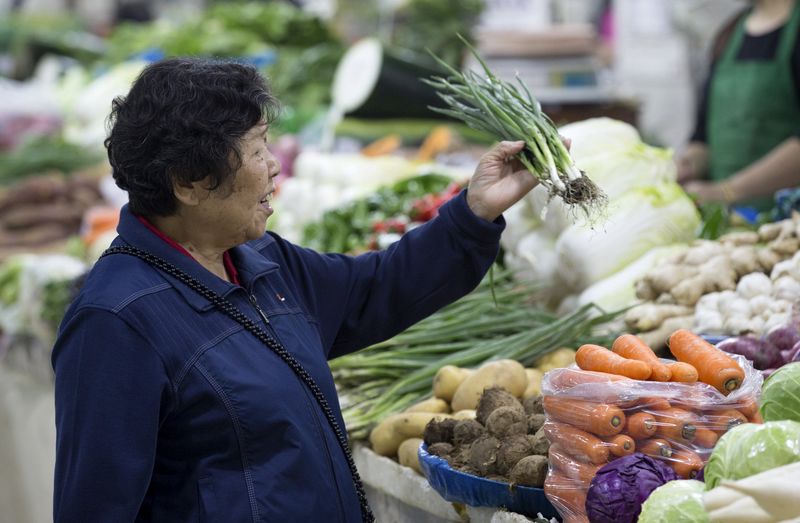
[197,477,219,523]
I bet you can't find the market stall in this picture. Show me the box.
[1,0,800,522]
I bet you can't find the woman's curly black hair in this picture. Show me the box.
[105,58,280,217]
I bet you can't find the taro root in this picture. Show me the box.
[528,427,550,455]
[476,387,523,425]
[423,417,458,446]
[523,394,544,415]
[486,405,527,438]
[509,454,549,487]
[527,413,546,434]
[467,435,501,476]
[428,442,454,458]
[495,434,534,475]
[453,419,485,447]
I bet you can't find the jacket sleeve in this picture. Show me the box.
[269,189,504,358]
[52,307,172,522]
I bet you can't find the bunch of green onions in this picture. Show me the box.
[423,36,606,210]
[332,269,621,440]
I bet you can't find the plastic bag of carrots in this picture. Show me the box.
[541,330,762,523]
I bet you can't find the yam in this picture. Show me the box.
[423,417,457,446]
[476,387,522,425]
[427,442,454,458]
[528,427,550,455]
[453,419,485,446]
[485,406,527,439]
[397,438,424,474]
[432,365,472,402]
[2,203,84,230]
[509,454,549,487]
[495,434,533,475]
[467,435,500,476]
[523,394,544,415]
[451,359,527,411]
[527,413,546,434]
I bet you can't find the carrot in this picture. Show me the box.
[638,438,672,458]
[626,412,657,440]
[545,473,589,523]
[547,368,631,389]
[738,397,759,418]
[611,334,672,381]
[543,421,610,464]
[670,449,704,479]
[668,329,745,394]
[361,134,401,156]
[576,344,652,380]
[667,362,699,383]
[602,434,635,457]
[639,397,672,411]
[543,396,626,437]
[705,408,748,435]
[654,407,698,442]
[549,445,601,483]
[415,126,453,162]
[693,428,719,448]
[749,410,764,424]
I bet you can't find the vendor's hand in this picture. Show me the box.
[468,140,565,222]
[684,180,727,204]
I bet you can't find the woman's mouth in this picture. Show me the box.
[259,192,274,212]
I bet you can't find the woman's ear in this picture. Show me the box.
[172,179,206,207]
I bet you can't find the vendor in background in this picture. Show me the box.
[678,0,800,211]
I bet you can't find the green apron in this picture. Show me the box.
[708,3,800,211]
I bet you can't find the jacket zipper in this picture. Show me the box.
[248,293,270,324]
[247,290,347,521]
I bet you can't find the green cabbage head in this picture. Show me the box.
[638,480,708,523]
[704,420,800,490]
[760,362,800,422]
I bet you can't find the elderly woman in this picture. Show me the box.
[52,58,538,523]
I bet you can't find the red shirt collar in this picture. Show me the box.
[135,215,240,285]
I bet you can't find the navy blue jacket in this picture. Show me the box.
[52,190,503,522]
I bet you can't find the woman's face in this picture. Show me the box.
[201,122,280,245]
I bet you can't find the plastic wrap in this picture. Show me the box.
[540,355,761,522]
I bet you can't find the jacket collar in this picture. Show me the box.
[114,204,279,311]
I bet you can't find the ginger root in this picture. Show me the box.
[624,303,695,332]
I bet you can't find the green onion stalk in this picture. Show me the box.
[422,35,607,214]
[332,268,622,440]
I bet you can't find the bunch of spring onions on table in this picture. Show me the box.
[332,268,622,440]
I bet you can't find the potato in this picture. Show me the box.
[452,409,477,420]
[432,365,472,402]
[534,348,576,373]
[397,438,424,474]
[404,397,450,414]
[451,359,528,412]
[369,412,452,456]
[522,368,543,400]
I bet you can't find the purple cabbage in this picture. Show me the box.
[717,336,781,370]
[784,340,800,364]
[765,325,800,352]
[585,453,679,523]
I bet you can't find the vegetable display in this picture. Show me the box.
[424,37,606,212]
[541,331,761,522]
